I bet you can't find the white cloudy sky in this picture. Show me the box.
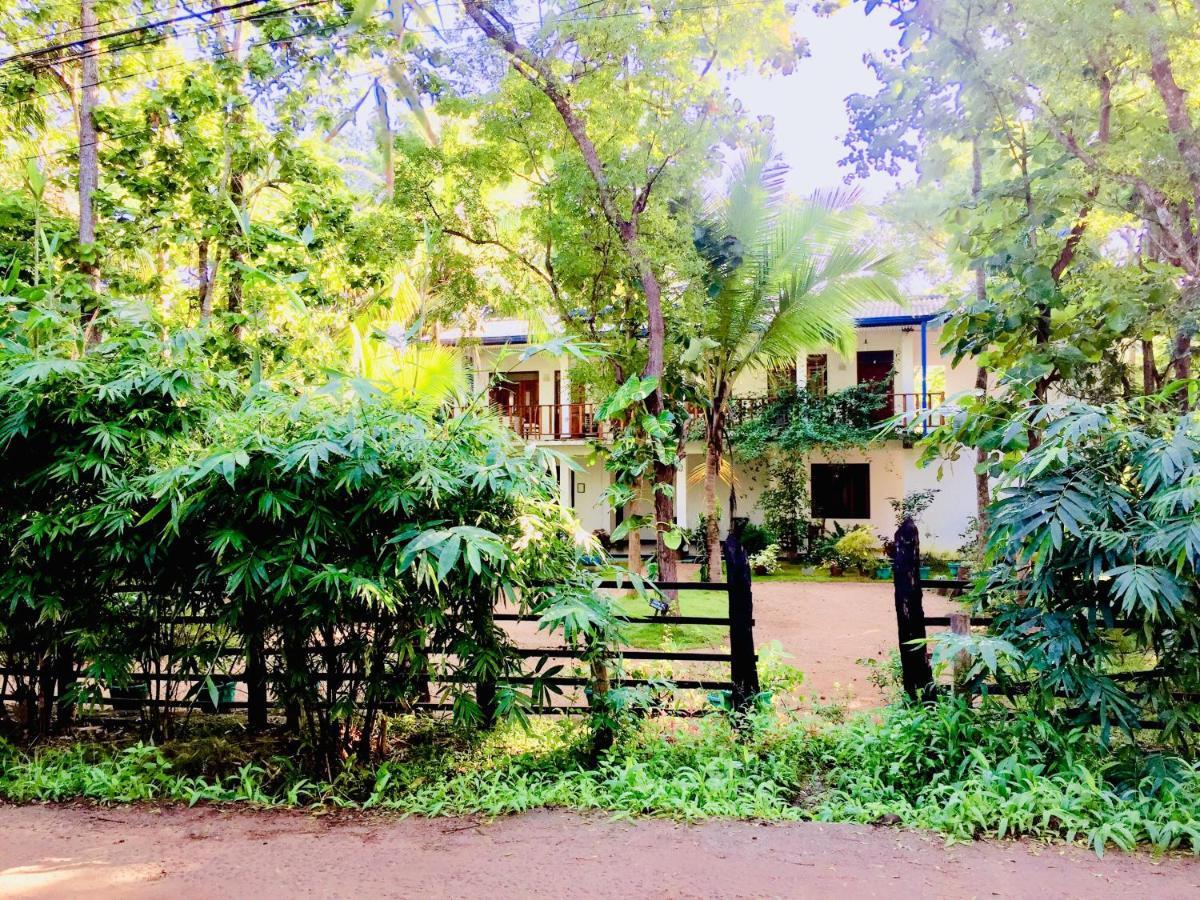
[731,4,905,202]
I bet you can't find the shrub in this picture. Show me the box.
[738,521,776,556]
[749,543,780,575]
[0,304,614,768]
[833,527,881,572]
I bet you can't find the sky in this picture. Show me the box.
[731,4,905,203]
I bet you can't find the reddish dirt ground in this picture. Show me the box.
[750,578,959,710]
[1,804,1196,899]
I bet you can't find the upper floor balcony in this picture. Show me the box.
[493,390,947,445]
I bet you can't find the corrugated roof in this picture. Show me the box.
[854,296,947,323]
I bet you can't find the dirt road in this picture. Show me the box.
[1,804,1195,899]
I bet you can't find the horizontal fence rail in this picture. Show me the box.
[893,521,1191,730]
[1,538,760,727]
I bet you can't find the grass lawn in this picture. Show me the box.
[612,589,728,651]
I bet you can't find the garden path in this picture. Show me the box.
[0,804,1194,898]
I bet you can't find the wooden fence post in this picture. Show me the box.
[246,626,268,732]
[892,516,934,700]
[723,522,760,712]
[475,591,498,728]
[949,612,972,686]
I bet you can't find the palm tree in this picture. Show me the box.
[345,242,464,409]
[692,144,899,576]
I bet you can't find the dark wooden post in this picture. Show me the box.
[474,591,498,728]
[893,516,934,700]
[246,627,268,732]
[723,520,760,712]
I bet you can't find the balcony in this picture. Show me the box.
[727,391,946,429]
[496,403,605,441]
[496,393,947,444]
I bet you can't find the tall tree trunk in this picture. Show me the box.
[1141,338,1155,394]
[703,401,725,579]
[197,239,212,317]
[971,139,990,536]
[228,170,244,314]
[459,0,677,585]
[626,488,642,577]
[78,0,100,342]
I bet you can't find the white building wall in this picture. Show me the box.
[456,319,982,553]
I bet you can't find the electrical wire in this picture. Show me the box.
[0,6,363,112]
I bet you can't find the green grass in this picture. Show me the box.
[752,563,883,584]
[4,700,1200,856]
[613,589,728,650]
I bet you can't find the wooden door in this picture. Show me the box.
[491,373,540,435]
[856,350,895,422]
[515,377,539,435]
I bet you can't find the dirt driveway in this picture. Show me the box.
[1,804,1195,899]
[751,579,959,710]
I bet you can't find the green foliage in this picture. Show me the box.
[758,455,809,558]
[7,699,1200,855]
[737,522,776,557]
[942,395,1200,746]
[0,300,612,767]
[749,544,781,575]
[833,527,882,572]
[728,383,888,461]
[889,489,939,526]
[818,698,1200,855]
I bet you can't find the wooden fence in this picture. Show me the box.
[0,535,759,728]
[890,516,1192,728]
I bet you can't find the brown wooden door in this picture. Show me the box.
[491,373,540,435]
[857,350,895,422]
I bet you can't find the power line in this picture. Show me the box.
[0,1,233,51]
[0,0,272,66]
[0,6,362,111]
[1,0,335,78]
[4,0,778,72]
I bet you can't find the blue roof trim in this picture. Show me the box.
[442,334,529,346]
[856,313,943,327]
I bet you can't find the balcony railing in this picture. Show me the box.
[497,393,947,442]
[495,403,606,440]
[727,392,946,429]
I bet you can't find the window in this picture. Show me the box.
[810,463,870,519]
[805,354,828,398]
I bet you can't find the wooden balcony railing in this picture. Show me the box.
[727,392,947,429]
[497,393,947,442]
[495,403,606,440]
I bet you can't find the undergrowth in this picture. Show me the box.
[3,699,1199,856]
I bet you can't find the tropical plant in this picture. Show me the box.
[942,393,1200,746]
[833,527,882,574]
[749,544,781,576]
[690,142,897,576]
[889,489,939,526]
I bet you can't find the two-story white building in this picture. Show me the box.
[444,298,980,553]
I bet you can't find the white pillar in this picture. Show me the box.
[795,352,807,390]
[559,456,573,511]
[675,454,688,529]
[560,356,571,438]
[896,328,917,423]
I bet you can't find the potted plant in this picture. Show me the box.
[750,543,780,576]
[874,559,892,580]
[827,553,846,577]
